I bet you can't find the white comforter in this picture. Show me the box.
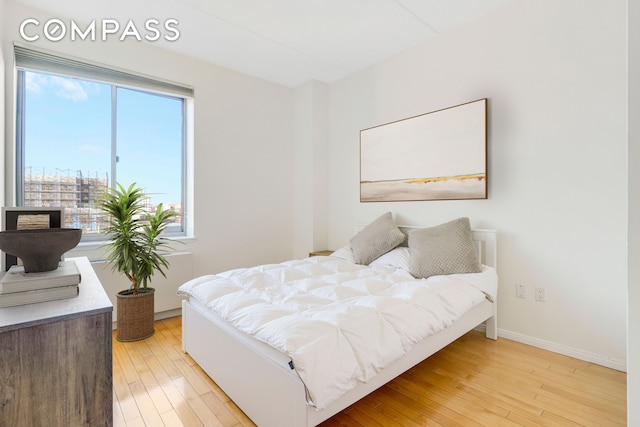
[178,255,497,410]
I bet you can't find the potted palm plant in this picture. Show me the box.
[99,182,178,342]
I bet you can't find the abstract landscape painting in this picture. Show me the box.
[360,99,487,202]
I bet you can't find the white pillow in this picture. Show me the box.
[329,246,355,263]
[369,247,411,271]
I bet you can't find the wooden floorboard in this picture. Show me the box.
[112,317,626,426]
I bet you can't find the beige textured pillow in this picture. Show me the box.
[350,212,405,265]
[408,217,482,279]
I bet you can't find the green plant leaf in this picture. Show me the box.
[99,182,179,293]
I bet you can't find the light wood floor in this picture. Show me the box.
[112,317,626,426]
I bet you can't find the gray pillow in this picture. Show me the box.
[408,217,482,279]
[350,212,405,265]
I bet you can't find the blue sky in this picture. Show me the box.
[24,71,183,206]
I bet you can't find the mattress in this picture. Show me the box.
[178,250,498,410]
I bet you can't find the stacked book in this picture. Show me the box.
[0,260,81,308]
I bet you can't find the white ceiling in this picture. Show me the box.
[12,0,511,87]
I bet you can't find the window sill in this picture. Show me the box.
[69,236,196,262]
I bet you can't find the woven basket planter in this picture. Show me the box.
[116,288,155,342]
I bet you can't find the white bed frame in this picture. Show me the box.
[182,228,497,427]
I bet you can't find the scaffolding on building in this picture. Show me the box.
[23,167,182,235]
[23,167,109,234]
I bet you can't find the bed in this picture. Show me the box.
[179,217,497,427]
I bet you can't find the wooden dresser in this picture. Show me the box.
[0,257,113,427]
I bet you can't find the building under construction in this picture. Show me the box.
[23,168,109,234]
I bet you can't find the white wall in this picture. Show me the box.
[292,80,329,258]
[327,0,627,369]
[628,0,638,422]
[2,2,295,297]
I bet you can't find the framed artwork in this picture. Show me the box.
[360,98,487,202]
[1,207,63,271]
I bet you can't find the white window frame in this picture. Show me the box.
[13,44,195,242]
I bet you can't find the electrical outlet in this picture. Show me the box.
[535,287,546,302]
[516,283,526,299]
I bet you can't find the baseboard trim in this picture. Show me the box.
[475,325,626,372]
[111,308,182,330]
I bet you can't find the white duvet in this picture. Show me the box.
[178,251,497,410]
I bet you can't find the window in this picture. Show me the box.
[14,46,193,239]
